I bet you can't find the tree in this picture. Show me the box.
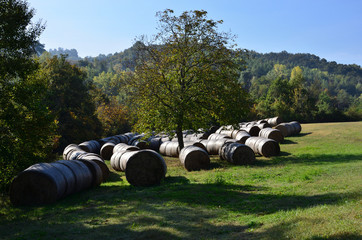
[128,9,250,149]
[41,55,102,152]
[0,0,56,191]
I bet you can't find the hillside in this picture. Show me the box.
[61,45,361,123]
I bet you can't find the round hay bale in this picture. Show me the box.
[219,142,255,165]
[240,126,260,136]
[159,141,179,157]
[79,140,101,154]
[148,137,162,152]
[63,144,84,160]
[110,151,129,171]
[275,123,289,137]
[51,162,77,196]
[234,131,251,144]
[123,132,137,142]
[259,128,284,143]
[57,160,92,193]
[115,134,129,143]
[266,116,283,127]
[255,123,272,129]
[290,121,302,134]
[100,142,116,160]
[113,143,139,153]
[179,146,210,171]
[68,149,86,160]
[204,139,239,155]
[256,138,280,157]
[75,153,109,182]
[245,137,260,155]
[100,136,119,145]
[257,120,268,124]
[78,159,103,186]
[245,137,280,157]
[208,133,231,140]
[10,163,67,206]
[121,150,167,186]
[184,141,207,151]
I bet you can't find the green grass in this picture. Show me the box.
[1,122,361,240]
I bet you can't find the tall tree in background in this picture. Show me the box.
[0,0,56,191]
[129,9,250,149]
[41,55,103,152]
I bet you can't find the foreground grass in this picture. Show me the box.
[1,122,361,240]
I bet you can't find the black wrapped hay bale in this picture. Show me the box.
[79,140,101,154]
[76,153,109,182]
[100,142,116,160]
[219,142,255,165]
[10,160,94,206]
[10,163,67,206]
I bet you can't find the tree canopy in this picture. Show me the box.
[0,0,56,191]
[128,9,250,148]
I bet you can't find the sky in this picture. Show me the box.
[27,0,362,66]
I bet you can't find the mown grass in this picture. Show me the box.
[1,122,361,240]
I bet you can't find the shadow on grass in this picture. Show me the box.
[293,132,313,137]
[254,217,362,240]
[254,153,362,167]
[1,176,360,240]
[308,233,361,240]
[281,139,297,144]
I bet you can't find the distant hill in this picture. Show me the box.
[48,44,361,122]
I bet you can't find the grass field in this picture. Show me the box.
[1,122,361,240]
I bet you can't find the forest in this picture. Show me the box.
[67,45,362,123]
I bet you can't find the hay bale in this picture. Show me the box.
[234,131,251,143]
[113,143,140,153]
[110,151,129,171]
[159,141,179,157]
[100,142,116,160]
[121,150,167,186]
[51,162,77,196]
[240,126,260,136]
[10,163,67,206]
[259,128,284,143]
[148,136,163,152]
[79,140,101,154]
[77,159,103,187]
[57,160,92,193]
[245,137,280,157]
[75,153,109,182]
[290,121,302,134]
[208,133,231,140]
[115,134,129,143]
[266,116,283,127]
[202,139,240,155]
[63,144,84,160]
[179,146,210,171]
[219,142,255,165]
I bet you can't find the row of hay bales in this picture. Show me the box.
[10,117,301,205]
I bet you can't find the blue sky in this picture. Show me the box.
[27,0,362,66]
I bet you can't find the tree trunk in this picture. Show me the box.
[176,127,184,150]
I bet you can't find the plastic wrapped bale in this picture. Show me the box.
[112,149,167,187]
[179,145,210,171]
[219,142,255,165]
